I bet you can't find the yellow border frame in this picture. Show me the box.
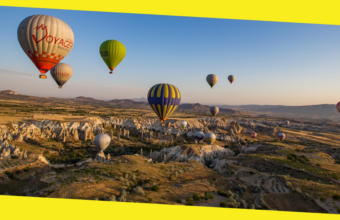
[0,0,340,219]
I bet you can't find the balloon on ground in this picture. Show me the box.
[94,134,111,153]
[147,83,181,122]
[204,133,216,144]
[210,106,219,117]
[277,132,286,141]
[50,63,73,89]
[180,120,187,129]
[194,131,205,142]
[251,132,257,138]
[100,40,126,74]
[17,14,74,79]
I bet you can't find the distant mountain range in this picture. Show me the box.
[0,90,339,121]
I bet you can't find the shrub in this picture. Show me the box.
[333,194,340,201]
[186,197,194,206]
[151,185,160,192]
[320,197,326,202]
[220,201,228,207]
[148,198,153,203]
[193,193,201,202]
[217,190,229,197]
[160,165,165,170]
[205,192,215,200]
[176,199,182,204]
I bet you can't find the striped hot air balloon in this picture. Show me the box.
[147,83,181,122]
[50,63,73,89]
[210,106,219,116]
[100,40,126,74]
[17,15,74,79]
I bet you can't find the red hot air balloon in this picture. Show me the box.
[336,102,340,113]
[17,15,74,79]
[251,132,257,138]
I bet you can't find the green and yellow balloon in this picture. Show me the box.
[99,40,126,74]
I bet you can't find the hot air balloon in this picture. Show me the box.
[284,120,290,126]
[194,131,205,142]
[50,63,73,89]
[210,106,219,117]
[180,120,187,129]
[17,15,74,79]
[206,74,218,88]
[251,132,257,138]
[204,133,216,144]
[228,75,235,84]
[147,83,181,122]
[336,102,340,113]
[94,134,111,153]
[100,40,126,74]
[277,132,285,142]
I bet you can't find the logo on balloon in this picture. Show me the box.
[32,24,74,50]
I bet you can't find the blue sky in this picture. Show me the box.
[0,6,340,106]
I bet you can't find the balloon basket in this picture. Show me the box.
[39,75,47,79]
[109,71,113,74]
[58,87,62,89]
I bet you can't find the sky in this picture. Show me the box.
[0,6,340,106]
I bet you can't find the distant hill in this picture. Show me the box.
[131,97,147,102]
[218,104,340,122]
[177,103,253,116]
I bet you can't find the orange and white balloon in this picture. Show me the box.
[277,132,286,141]
[17,15,74,79]
[50,63,73,89]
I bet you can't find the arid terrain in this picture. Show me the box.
[0,90,339,214]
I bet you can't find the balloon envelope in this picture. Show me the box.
[204,133,216,144]
[336,102,340,113]
[210,106,219,117]
[251,132,257,138]
[17,15,74,78]
[228,75,235,84]
[194,131,205,142]
[180,120,187,129]
[206,74,218,88]
[147,83,181,122]
[50,63,73,89]
[94,134,111,152]
[285,120,290,126]
[100,40,126,74]
[277,132,286,141]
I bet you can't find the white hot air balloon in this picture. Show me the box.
[94,134,111,153]
[50,63,73,89]
[210,106,219,117]
[17,15,74,79]
[194,131,205,142]
[204,133,216,144]
[180,120,188,129]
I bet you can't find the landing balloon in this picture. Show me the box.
[180,120,187,129]
[251,132,257,138]
[194,131,205,142]
[210,106,219,117]
[206,74,218,88]
[94,134,111,153]
[50,63,73,89]
[228,75,235,84]
[100,40,126,74]
[147,83,181,122]
[17,15,74,79]
[277,132,286,142]
[204,133,216,144]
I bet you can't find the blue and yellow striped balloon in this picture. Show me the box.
[147,83,181,122]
